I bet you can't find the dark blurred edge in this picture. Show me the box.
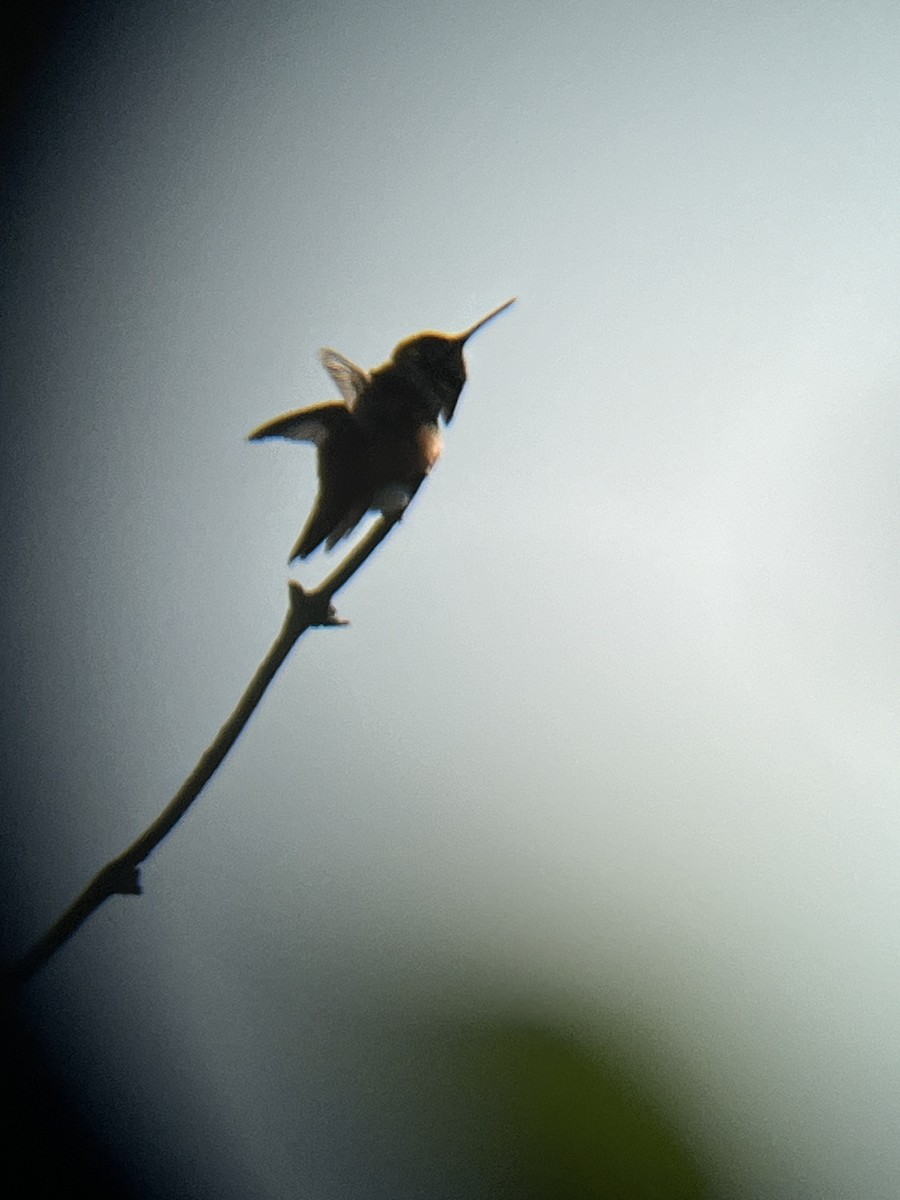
[2,992,138,1197]
[3,8,138,1192]
[2,0,71,135]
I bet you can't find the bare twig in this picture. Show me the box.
[6,513,402,988]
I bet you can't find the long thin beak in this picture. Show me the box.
[458,297,516,343]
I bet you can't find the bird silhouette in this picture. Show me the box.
[248,298,515,560]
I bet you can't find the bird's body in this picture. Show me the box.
[249,299,515,560]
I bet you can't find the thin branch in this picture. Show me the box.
[6,512,402,989]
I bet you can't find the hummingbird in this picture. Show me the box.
[248,297,515,561]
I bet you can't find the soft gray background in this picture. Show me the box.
[3,0,899,1196]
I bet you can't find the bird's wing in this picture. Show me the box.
[319,349,370,406]
[246,402,353,446]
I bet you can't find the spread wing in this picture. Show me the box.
[246,402,353,446]
[319,349,370,406]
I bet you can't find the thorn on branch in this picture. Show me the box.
[94,858,142,899]
[288,581,349,628]
[110,860,143,896]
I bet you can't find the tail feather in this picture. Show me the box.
[289,498,335,560]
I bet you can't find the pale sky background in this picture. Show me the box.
[3,0,900,1196]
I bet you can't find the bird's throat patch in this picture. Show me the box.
[417,424,444,472]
